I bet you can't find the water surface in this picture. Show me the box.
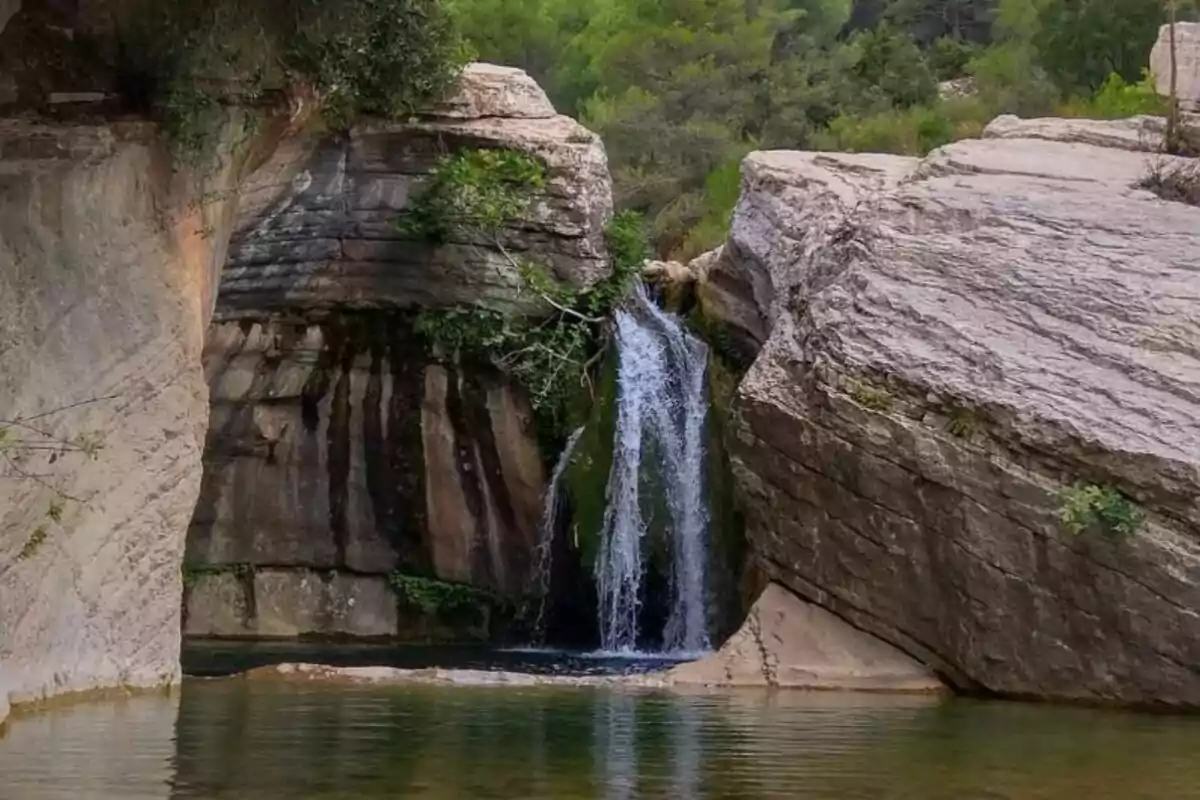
[5,679,1200,799]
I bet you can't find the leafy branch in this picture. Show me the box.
[2,396,114,563]
[398,148,648,440]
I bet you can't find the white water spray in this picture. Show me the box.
[595,286,712,654]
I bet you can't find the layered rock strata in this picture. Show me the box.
[184,64,612,640]
[709,116,1200,706]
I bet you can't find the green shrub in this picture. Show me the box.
[398,149,548,243]
[410,174,650,443]
[388,572,498,619]
[848,381,893,412]
[813,104,956,156]
[1058,71,1167,119]
[945,405,979,439]
[117,0,468,157]
[1058,483,1143,539]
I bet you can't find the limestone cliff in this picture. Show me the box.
[0,58,611,720]
[0,115,258,721]
[704,116,1200,707]
[183,65,613,641]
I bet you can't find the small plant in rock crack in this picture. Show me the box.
[1058,483,1144,540]
[1141,156,1200,207]
[945,404,980,439]
[848,380,893,412]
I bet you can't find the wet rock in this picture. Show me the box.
[723,119,1200,707]
[188,319,547,607]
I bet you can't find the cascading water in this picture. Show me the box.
[531,426,585,641]
[595,285,712,654]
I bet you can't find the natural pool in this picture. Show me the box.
[6,668,1200,799]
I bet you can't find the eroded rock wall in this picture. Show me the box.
[184,319,545,639]
[714,117,1200,706]
[184,64,611,641]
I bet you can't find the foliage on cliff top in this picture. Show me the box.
[117,0,468,157]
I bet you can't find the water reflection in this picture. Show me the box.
[5,680,1200,798]
[0,691,178,800]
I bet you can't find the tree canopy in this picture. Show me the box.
[449,0,1195,257]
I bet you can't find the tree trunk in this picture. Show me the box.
[1166,0,1180,153]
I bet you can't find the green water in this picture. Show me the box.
[5,680,1200,799]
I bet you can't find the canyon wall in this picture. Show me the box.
[700,115,1200,706]
[183,65,613,640]
[0,116,256,722]
[0,41,610,718]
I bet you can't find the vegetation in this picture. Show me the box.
[404,148,649,443]
[1141,156,1200,205]
[399,149,548,242]
[1058,483,1144,539]
[116,0,468,157]
[848,380,894,412]
[388,571,503,620]
[945,404,980,439]
[449,0,1199,256]
[182,562,254,591]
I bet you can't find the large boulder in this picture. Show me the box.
[1151,22,1200,112]
[217,64,612,317]
[718,116,1200,707]
[665,583,943,691]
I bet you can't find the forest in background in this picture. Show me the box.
[449,0,1199,257]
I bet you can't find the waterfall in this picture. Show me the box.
[531,426,585,642]
[596,285,712,654]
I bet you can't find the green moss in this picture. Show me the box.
[563,355,620,570]
[701,354,749,640]
[387,571,510,629]
[181,562,253,592]
[1058,483,1144,540]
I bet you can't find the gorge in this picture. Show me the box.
[3,0,1200,740]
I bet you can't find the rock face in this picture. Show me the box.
[1,61,609,721]
[184,319,546,639]
[0,117,256,721]
[1151,22,1200,112]
[715,117,1200,706]
[666,583,942,691]
[218,65,611,318]
[184,64,610,640]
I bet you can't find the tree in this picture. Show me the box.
[1028,0,1166,92]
